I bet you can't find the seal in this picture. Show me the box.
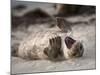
[16,18,84,61]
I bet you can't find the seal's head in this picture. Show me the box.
[65,36,84,58]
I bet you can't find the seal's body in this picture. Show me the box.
[18,30,84,61]
[17,17,84,61]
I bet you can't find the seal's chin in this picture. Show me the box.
[65,36,76,49]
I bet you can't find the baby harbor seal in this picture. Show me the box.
[16,18,84,61]
[17,31,84,61]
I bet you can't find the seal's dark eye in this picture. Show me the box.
[80,44,83,50]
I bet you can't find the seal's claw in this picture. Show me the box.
[49,36,61,50]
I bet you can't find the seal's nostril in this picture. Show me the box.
[72,53,77,56]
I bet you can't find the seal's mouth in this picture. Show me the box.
[65,36,76,49]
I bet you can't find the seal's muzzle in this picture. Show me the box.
[65,36,84,57]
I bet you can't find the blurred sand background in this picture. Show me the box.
[11,0,96,74]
